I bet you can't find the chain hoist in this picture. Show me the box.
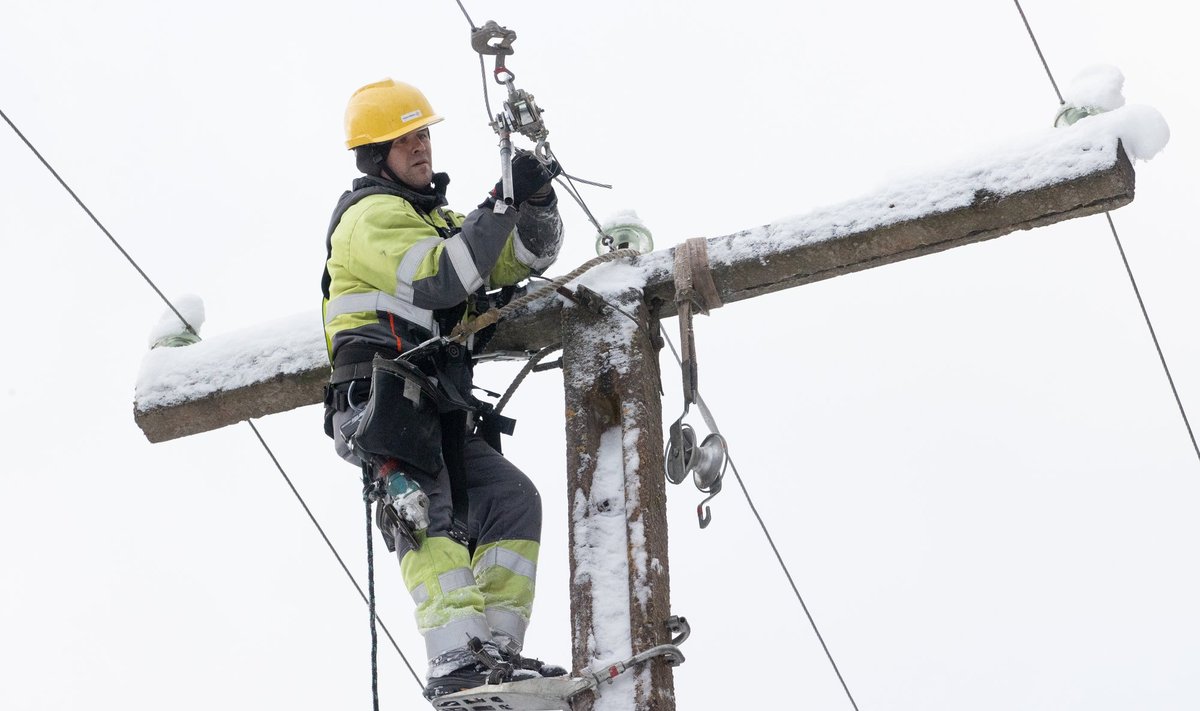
[470,20,552,212]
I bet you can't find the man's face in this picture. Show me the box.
[385,127,433,188]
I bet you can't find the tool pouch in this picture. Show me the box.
[351,356,452,476]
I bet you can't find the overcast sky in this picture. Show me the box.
[3,1,1197,710]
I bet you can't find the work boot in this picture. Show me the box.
[423,638,514,700]
[495,641,568,678]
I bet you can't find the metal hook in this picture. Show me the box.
[470,20,517,56]
[696,480,722,529]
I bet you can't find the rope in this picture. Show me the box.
[451,248,640,341]
[495,344,562,415]
[1,104,425,691]
[363,469,382,711]
[1007,4,1200,466]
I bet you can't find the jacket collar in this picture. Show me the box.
[350,172,451,214]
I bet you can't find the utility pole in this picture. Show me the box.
[133,139,1135,711]
[561,290,674,711]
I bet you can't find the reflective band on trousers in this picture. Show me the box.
[424,614,493,659]
[442,234,486,295]
[486,607,529,648]
[474,547,537,582]
[324,290,436,333]
[409,565,475,606]
[438,567,477,594]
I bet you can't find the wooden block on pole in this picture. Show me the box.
[561,291,675,711]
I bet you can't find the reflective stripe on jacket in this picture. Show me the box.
[322,173,563,362]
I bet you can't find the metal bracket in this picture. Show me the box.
[432,616,691,711]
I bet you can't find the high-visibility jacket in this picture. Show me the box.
[322,172,562,366]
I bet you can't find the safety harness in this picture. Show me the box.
[322,175,516,552]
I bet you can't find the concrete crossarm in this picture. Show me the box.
[133,142,1134,443]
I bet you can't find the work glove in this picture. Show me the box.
[488,150,561,208]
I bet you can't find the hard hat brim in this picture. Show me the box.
[346,114,444,150]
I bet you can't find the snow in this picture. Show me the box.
[600,209,649,234]
[1063,64,1126,112]
[146,294,205,347]
[571,426,636,709]
[134,98,1166,414]
[570,99,1169,299]
[562,306,643,389]
[135,311,327,412]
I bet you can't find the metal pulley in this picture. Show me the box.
[664,237,727,528]
[665,417,729,529]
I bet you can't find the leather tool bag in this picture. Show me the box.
[351,355,454,476]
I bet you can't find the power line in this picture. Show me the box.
[0,106,197,337]
[0,103,424,690]
[1007,3,1200,467]
[247,421,422,687]
[1105,213,1200,462]
[660,331,862,711]
[1011,0,1064,104]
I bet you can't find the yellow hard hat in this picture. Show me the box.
[344,79,444,149]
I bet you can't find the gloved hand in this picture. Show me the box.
[490,151,561,208]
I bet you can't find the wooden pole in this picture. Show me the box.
[560,291,675,711]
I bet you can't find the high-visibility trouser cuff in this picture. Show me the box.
[401,536,489,659]
[423,613,493,660]
[473,540,538,649]
[486,607,530,651]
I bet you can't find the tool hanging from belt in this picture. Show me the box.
[664,238,729,528]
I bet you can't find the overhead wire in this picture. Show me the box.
[659,330,863,711]
[1009,0,1200,466]
[1011,0,1064,104]
[444,4,862,703]
[0,104,424,690]
[0,107,198,337]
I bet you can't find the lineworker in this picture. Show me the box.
[320,78,565,699]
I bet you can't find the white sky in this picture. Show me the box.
[2,2,1197,710]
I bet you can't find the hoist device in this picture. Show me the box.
[470,20,553,212]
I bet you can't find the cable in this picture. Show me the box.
[1105,213,1200,462]
[477,54,496,123]
[1,104,425,690]
[247,422,424,688]
[659,332,862,711]
[452,0,475,28]
[0,107,198,337]
[1011,0,1064,104]
[542,261,862,709]
[547,147,608,235]
[1007,4,1200,467]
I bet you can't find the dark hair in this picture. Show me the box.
[354,141,392,176]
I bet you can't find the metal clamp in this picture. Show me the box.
[585,615,691,689]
